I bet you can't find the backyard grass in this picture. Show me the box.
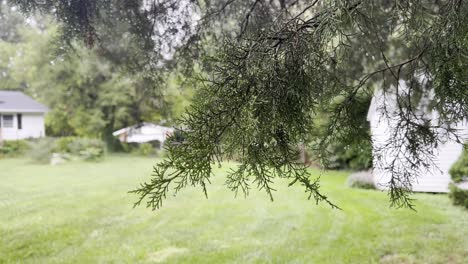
[0,156,467,264]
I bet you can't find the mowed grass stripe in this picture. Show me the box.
[0,156,467,263]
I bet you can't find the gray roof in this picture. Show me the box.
[0,91,49,113]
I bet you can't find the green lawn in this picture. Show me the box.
[0,156,467,264]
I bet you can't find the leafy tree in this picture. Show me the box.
[8,0,468,209]
[0,5,192,149]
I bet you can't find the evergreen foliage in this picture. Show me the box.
[449,145,468,183]
[6,0,468,209]
[134,1,468,209]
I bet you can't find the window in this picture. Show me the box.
[2,115,13,128]
[17,114,22,129]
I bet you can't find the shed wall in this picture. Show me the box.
[0,113,46,140]
[369,105,467,193]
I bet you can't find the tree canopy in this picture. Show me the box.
[5,0,468,209]
[0,3,192,148]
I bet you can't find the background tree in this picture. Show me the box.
[0,4,193,149]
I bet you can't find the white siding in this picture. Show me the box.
[368,90,468,193]
[0,113,46,140]
[372,136,463,193]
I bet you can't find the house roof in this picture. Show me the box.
[0,91,49,113]
[112,122,174,143]
[112,122,173,136]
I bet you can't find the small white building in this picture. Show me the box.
[367,83,468,193]
[112,122,174,147]
[0,91,48,141]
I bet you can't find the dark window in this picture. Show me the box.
[2,115,13,128]
[17,114,22,129]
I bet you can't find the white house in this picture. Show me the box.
[367,83,468,193]
[0,91,48,141]
[112,122,174,147]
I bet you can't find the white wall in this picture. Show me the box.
[368,90,468,193]
[0,113,46,140]
[371,122,463,193]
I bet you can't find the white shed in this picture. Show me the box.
[0,91,48,141]
[112,122,174,147]
[367,83,468,193]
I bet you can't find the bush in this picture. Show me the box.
[448,184,468,209]
[119,142,133,153]
[449,147,468,183]
[79,147,104,161]
[0,140,30,157]
[345,143,373,170]
[2,137,105,163]
[135,143,157,156]
[65,137,105,161]
[28,138,56,164]
[449,144,468,208]
[347,171,375,190]
[29,137,106,163]
[121,141,161,156]
[54,136,77,153]
[316,140,373,171]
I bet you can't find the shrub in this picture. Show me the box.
[315,140,373,171]
[6,137,105,164]
[51,137,106,162]
[449,144,468,208]
[136,143,156,156]
[28,138,56,164]
[345,143,373,171]
[0,140,30,157]
[119,142,133,153]
[79,147,104,161]
[54,136,77,153]
[449,147,468,183]
[122,142,160,156]
[66,138,105,161]
[448,184,468,209]
[347,171,375,190]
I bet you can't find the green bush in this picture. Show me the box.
[321,140,373,171]
[121,141,161,156]
[345,143,373,170]
[448,184,468,209]
[54,136,77,153]
[28,138,56,164]
[66,138,105,161]
[0,140,30,157]
[136,143,156,156]
[2,137,105,163]
[32,137,106,163]
[449,147,468,183]
[448,144,468,208]
[79,147,104,161]
[119,142,133,153]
